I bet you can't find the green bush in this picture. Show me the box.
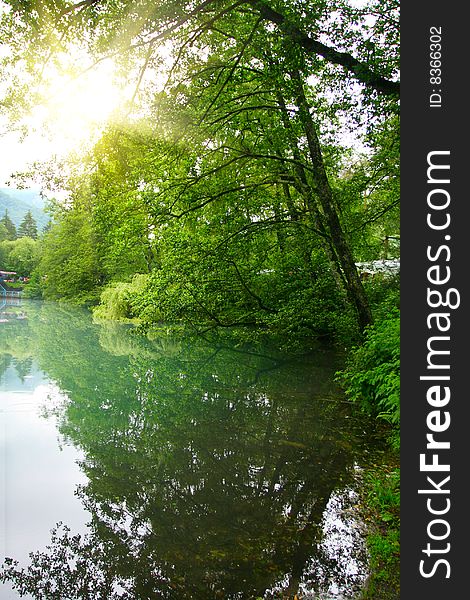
[93,274,149,321]
[336,311,400,448]
[22,271,43,299]
[364,274,400,320]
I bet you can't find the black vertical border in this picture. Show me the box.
[401,2,467,598]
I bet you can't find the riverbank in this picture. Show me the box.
[335,310,400,600]
[357,450,400,600]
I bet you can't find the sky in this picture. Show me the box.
[0,0,373,190]
[0,127,56,187]
[0,39,132,189]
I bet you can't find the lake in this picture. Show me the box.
[1,300,379,599]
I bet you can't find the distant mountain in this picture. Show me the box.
[0,188,49,232]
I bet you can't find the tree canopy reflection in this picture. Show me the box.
[1,302,374,599]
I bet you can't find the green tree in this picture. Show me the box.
[1,0,400,335]
[17,210,38,239]
[0,210,17,241]
[38,206,103,303]
[83,130,158,280]
[0,221,9,243]
[2,236,39,277]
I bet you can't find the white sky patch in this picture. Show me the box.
[35,59,125,140]
[0,0,385,188]
[0,49,135,187]
[0,34,175,188]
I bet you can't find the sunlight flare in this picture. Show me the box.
[29,58,129,154]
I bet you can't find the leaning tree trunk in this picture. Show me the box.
[275,90,348,293]
[292,70,373,331]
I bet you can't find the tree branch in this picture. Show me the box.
[59,0,102,17]
[197,16,263,124]
[228,259,277,313]
[246,0,399,96]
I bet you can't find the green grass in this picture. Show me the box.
[358,461,400,600]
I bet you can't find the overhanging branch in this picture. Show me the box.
[245,0,399,96]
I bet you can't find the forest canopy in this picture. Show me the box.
[0,0,400,345]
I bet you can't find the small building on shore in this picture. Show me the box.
[0,273,23,300]
[0,270,17,282]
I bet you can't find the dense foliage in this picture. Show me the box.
[1,0,399,346]
[0,210,17,241]
[336,310,400,447]
[0,3,400,595]
[0,234,40,277]
[1,210,40,275]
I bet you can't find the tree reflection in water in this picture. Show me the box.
[1,302,376,599]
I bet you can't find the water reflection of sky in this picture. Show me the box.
[1,363,88,599]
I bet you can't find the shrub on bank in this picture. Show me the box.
[92,274,149,321]
[337,311,400,599]
[336,311,400,449]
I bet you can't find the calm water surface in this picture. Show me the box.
[1,300,378,599]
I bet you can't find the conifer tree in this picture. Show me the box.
[0,221,8,242]
[0,210,17,240]
[18,210,38,239]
